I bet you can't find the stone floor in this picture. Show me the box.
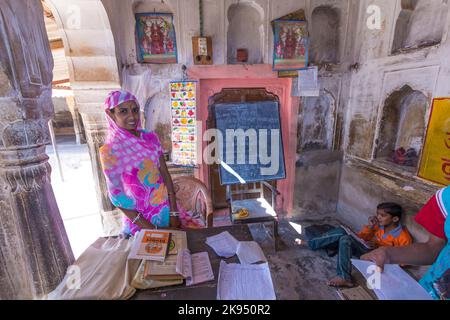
[46,135,104,259]
[248,216,346,300]
[44,135,377,300]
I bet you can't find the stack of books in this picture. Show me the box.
[128,230,172,262]
[129,229,215,289]
[129,230,187,289]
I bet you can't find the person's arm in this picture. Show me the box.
[119,207,156,229]
[358,225,376,241]
[358,216,379,240]
[159,155,181,228]
[360,233,446,271]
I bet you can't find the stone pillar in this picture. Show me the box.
[66,95,86,145]
[0,0,74,299]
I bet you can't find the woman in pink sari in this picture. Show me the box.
[99,90,204,236]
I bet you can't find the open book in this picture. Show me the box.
[142,230,214,287]
[176,249,214,286]
[351,259,433,300]
[340,224,371,250]
[128,230,171,262]
[143,230,187,281]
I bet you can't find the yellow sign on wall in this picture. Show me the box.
[418,98,450,186]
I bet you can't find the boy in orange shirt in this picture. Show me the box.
[298,203,413,287]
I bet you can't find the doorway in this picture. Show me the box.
[207,88,279,209]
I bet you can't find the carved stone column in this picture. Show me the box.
[66,95,86,145]
[0,0,74,299]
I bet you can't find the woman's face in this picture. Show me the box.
[109,101,140,131]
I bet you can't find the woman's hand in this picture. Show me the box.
[139,218,156,230]
[170,215,181,229]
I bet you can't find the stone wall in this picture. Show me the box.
[338,0,450,241]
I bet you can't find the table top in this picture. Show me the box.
[131,224,253,300]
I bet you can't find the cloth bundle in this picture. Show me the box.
[47,237,140,300]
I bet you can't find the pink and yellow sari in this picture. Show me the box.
[99,90,204,235]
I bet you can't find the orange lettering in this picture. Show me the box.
[445,132,450,149]
[442,158,450,180]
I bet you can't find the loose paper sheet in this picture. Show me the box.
[351,259,433,300]
[206,231,239,258]
[298,66,319,97]
[236,241,267,264]
[176,249,214,286]
[217,261,276,300]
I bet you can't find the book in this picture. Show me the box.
[131,260,183,290]
[339,224,371,250]
[143,230,214,287]
[128,230,171,262]
[143,230,187,281]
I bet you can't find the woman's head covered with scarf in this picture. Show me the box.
[104,90,142,142]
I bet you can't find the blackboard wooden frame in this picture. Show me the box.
[213,101,286,185]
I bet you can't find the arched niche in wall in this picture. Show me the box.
[227,1,264,64]
[392,0,448,53]
[375,85,428,169]
[144,92,172,152]
[297,90,336,152]
[309,6,340,64]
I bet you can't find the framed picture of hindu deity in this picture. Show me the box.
[272,19,309,71]
[135,12,178,64]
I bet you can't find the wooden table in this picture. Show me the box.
[131,224,253,300]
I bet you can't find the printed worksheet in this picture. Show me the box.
[205,231,239,258]
[217,261,276,300]
[236,241,267,264]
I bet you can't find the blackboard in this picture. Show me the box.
[213,101,286,185]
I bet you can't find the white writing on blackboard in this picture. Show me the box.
[202,128,280,177]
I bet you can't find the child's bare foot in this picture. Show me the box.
[327,277,355,288]
[295,238,309,247]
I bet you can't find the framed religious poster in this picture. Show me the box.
[135,12,178,64]
[272,19,308,71]
[170,81,197,166]
[418,98,450,186]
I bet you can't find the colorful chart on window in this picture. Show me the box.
[170,81,197,166]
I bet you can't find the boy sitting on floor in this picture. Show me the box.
[297,203,413,287]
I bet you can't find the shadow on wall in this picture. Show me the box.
[144,93,172,153]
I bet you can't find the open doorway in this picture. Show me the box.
[206,88,279,210]
[42,0,102,258]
